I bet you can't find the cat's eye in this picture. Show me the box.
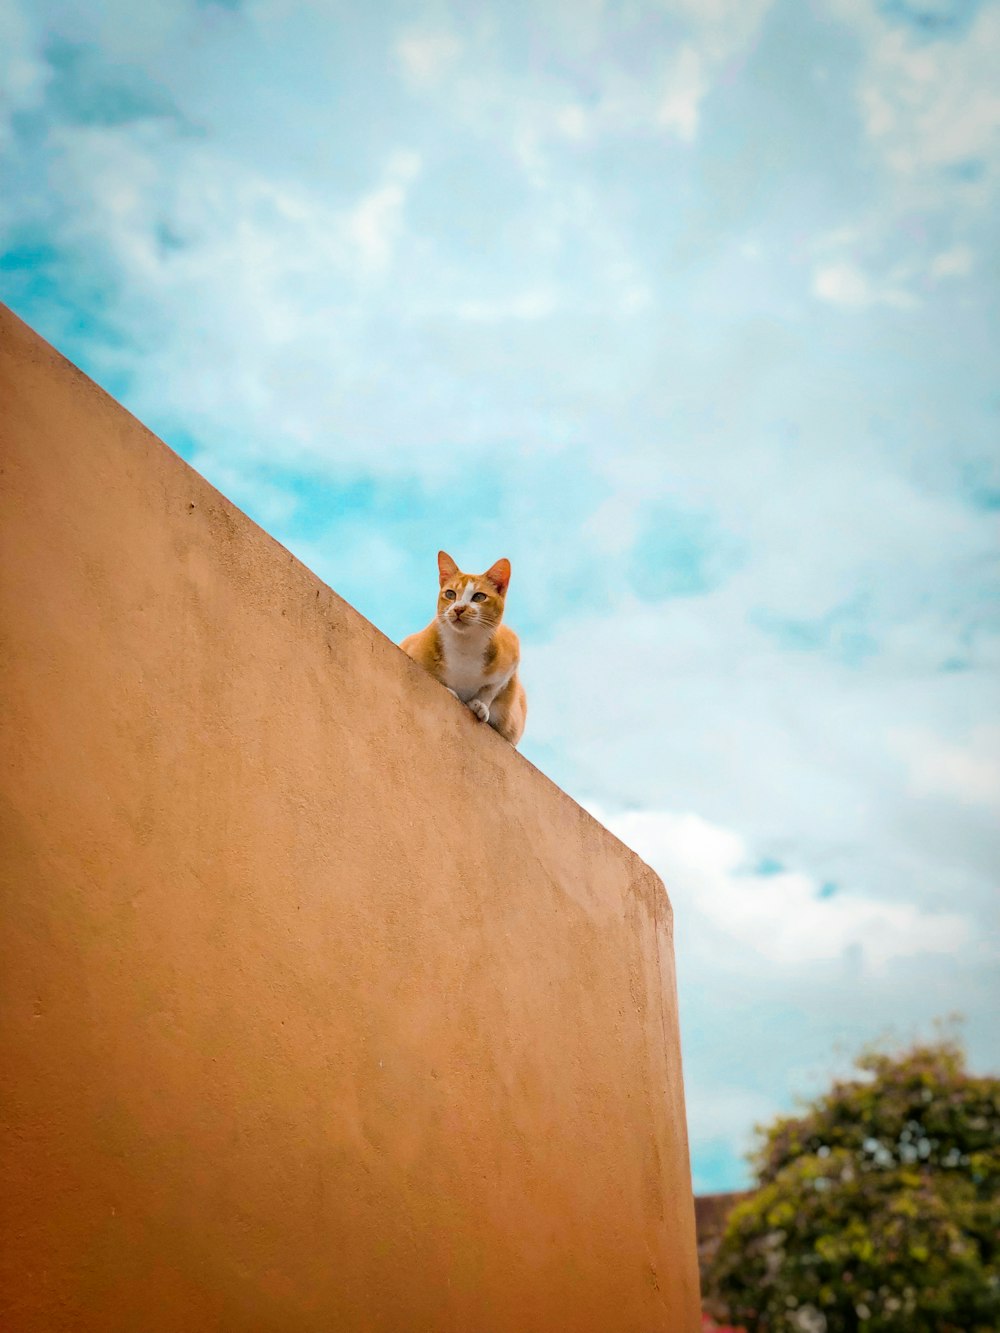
[444,589,456,600]
[471,592,487,602]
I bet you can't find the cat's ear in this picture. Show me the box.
[437,550,459,586]
[484,558,511,596]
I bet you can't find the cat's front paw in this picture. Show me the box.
[468,699,490,722]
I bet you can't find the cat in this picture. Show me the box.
[400,550,527,746]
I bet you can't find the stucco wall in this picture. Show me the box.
[0,303,700,1332]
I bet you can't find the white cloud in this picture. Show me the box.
[807,2,999,313]
[812,259,918,310]
[523,496,999,951]
[346,150,422,274]
[659,0,774,50]
[25,121,430,458]
[589,806,970,971]
[894,725,1000,810]
[833,0,1000,182]
[554,103,589,141]
[389,0,776,160]
[930,245,974,280]
[455,290,557,323]
[660,0,766,21]
[395,30,462,88]
[812,260,871,307]
[658,44,707,142]
[653,0,774,142]
[617,282,653,314]
[581,497,639,555]
[0,0,48,147]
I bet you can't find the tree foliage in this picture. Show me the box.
[704,1037,999,1332]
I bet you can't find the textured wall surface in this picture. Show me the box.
[0,304,700,1332]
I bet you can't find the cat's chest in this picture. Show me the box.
[439,636,494,701]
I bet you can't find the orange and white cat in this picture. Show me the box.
[401,551,527,746]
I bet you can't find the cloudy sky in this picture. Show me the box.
[2,0,998,1192]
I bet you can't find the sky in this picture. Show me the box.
[2,0,998,1193]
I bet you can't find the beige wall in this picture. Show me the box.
[0,303,700,1332]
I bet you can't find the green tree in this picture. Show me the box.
[704,1037,999,1333]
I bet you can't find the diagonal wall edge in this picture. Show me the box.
[0,303,701,1332]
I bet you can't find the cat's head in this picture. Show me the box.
[436,551,511,633]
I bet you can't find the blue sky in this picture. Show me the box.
[2,0,998,1193]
